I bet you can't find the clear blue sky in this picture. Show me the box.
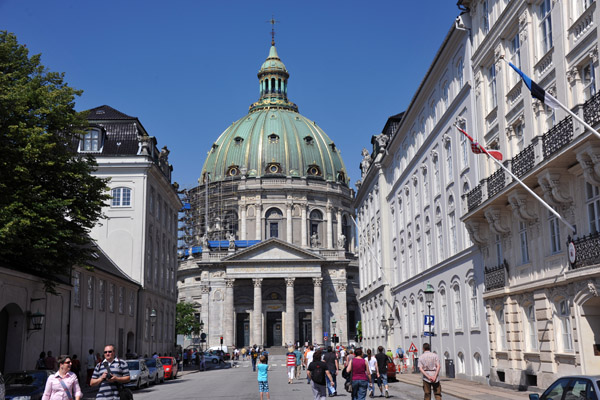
[1,0,462,189]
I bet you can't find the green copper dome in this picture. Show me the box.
[200,44,348,186]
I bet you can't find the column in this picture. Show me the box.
[334,281,348,345]
[336,209,342,247]
[224,279,235,347]
[313,277,323,345]
[253,278,263,346]
[286,202,293,243]
[200,285,210,343]
[255,204,262,240]
[285,278,295,345]
[240,205,247,240]
[326,205,333,249]
[301,203,308,247]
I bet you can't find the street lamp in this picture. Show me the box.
[199,320,205,351]
[331,318,337,346]
[381,314,394,348]
[150,308,157,354]
[424,282,435,348]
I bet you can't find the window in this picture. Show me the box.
[514,122,525,153]
[111,187,132,207]
[425,230,432,269]
[73,271,81,307]
[436,221,444,263]
[495,234,503,266]
[129,292,135,317]
[410,300,417,336]
[497,308,507,351]
[473,353,483,376]
[482,0,490,34]
[549,209,562,254]
[109,284,115,313]
[445,140,453,182]
[457,352,465,374]
[422,168,429,199]
[453,285,462,329]
[525,304,538,351]
[540,0,553,55]
[145,307,150,340]
[403,303,409,337]
[519,221,530,264]
[469,280,479,327]
[582,62,596,101]
[310,209,323,244]
[449,211,457,254]
[510,33,521,87]
[99,279,105,311]
[440,289,448,330]
[457,58,464,89]
[578,0,595,16]
[119,287,124,314]
[460,125,468,168]
[587,183,600,233]
[87,276,94,309]
[557,300,573,351]
[433,154,441,194]
[81,129,101,152]
[442,82,449,111]
[265,208,282,239]
[488,63,498,111]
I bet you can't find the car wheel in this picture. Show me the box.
[212,359,218,364]
[155,375,159,385]
[136,379,141,390]
[173,372,177,379]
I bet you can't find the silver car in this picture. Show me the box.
[145,358,165,385]
[124,359,150,390]
[529,376,600,400]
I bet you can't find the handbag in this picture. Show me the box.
[117,384,134,400]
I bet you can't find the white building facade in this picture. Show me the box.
[461,0,600,389]
[355,25,490,382]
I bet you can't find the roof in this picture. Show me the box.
[85,243,140,286]
[86,105,135,120]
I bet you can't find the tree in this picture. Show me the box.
[0,31,109,292]
[176,302,201,336]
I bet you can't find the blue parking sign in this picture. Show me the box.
[424,315,435,325]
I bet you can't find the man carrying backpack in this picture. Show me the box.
[308,349,334,400]
[251,345,259,371]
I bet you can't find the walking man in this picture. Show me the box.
[417,343,441,400]
[251,345,259,372]
[90,344,130,400]
[375,346,390,398]
[323,345,339,396]
[86,349,96,386]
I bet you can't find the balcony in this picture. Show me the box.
[572,232,600,269]
[484,261,508,291]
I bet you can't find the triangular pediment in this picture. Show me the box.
[222,238,324,262]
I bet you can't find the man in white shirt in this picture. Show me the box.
[305,345,315,384]
[86,349,96,386]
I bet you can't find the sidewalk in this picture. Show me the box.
[395,372,533,400]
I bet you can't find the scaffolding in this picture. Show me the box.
[179,175,240,251]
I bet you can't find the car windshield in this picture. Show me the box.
[127,361,140,370]
[145,359,156,367]
[160,358,172,365]
[5,371,47,387]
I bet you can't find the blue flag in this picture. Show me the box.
[508,61,561,109]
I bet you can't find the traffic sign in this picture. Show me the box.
[324,331,329,337]
[424,315,435,325]
[408,342,418,352]
[424,332,433,337]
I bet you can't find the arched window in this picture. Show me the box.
[265,208,283,239]
[496,307,507,351]
[310,209,323,242]
[453,284,463,329]
[439,288,448,330]
[473,353,483,376]
[525,303,538,351]
[457,352,465,374]
[445,139,453,182]
[271,78,276,93]
[111,187,132,207]
[555,299,573,352]
[342,215,351,251]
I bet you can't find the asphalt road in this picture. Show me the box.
[117,355,462,400]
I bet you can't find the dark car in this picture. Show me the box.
[529,376,600,400]
[4,370,53,400]
[158,357,178,380]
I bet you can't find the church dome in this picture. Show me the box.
[201,43,348,185]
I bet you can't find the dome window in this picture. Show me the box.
[304,136,314,145]
[211,143,219,152]
[330,143,337,152]
[266,163,282,174]
[234,136,244,144]
[307,165,322,176]
[337,172,346,182]
[227,165,241,176]
[268,133,279,144]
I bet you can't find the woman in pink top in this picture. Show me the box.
[345,348,371,400]
[42,355,82,400]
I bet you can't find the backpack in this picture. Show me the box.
[252,350,258,359]
[311,362,326,385]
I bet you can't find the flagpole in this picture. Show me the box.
[500,57,600,141]
[454,124,576,233]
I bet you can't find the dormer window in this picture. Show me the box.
[211,143,219,152]
[337,171,345,182]
[80,128,103,152]
[234,136,244,144]
[266,163,282,174]
[268,133,279,144]
[304,136,314,145]
[330,143,337,152]
[307,165,321,176]
[227,165,241,176]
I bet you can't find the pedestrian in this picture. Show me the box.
[293,345,303,379]
[251,345,259,371]
[183,350,188,367]
[199,351,205,371]
[375,346,390,398]
[152,352,159,359]
[42,354,83,400]
[95,353,102,365]
[36,352,46,370]
[305,345,315,384]
[241,346,247,360]
[45,351,57,371]
[308,349,334,400]
[286,347,296,384]
[71,354,82,383]
[90,344,131,400]
[324,345,339,396]
[366,349,380,398]
[86,349,95,386]
[344,349,355,369]
[345,348,370,400]
[395,346,405,373]
[418,343,441,400]
[262,347,269,364]
[257,355,270,400]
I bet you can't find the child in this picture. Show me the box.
[257,355,270,400]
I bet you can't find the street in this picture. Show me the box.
[115,355,462,400]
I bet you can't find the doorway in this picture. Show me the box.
[266,312,282,347]
[298,311,312,346]
[0,303,25,373]
[236,313,250,348]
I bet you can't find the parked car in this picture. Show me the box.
[4,370,53,400]
[529,376,600,400]
[208,346,230,360]
[203,351,225,365]
[145,358,165,385]
[124,359,150,390]
[386,355,397,382]
[158,357,178,379]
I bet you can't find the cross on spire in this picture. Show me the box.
[267,15,279,46]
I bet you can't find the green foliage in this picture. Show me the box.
[176,302,201,336]
[0,31,109,292]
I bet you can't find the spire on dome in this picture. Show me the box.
[267,15,279,46]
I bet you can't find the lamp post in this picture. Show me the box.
[331,318,337,346]
[424,282,434,348]
[150,308,157,354]
[381,314,395,348]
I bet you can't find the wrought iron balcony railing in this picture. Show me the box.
[571,232,600,269]
[484,260,508,291]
